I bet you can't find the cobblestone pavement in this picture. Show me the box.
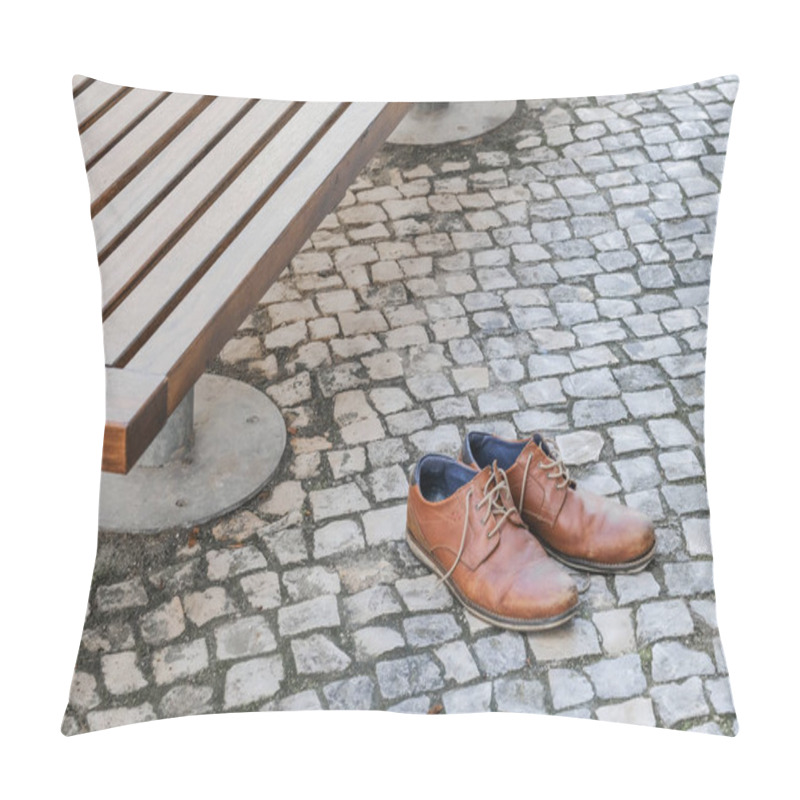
[64,76,738,736]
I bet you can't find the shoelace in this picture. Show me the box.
[517,438,571,515]
[439,463,517,583]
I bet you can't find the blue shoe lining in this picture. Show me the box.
[466,432,549,470]
[415,455,477,503]
[466,432,526,470]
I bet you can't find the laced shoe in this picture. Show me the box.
[463,432,656,574]
[406,454,579,631]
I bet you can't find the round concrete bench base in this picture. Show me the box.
[99,374,286,534]
[387,101,518,145]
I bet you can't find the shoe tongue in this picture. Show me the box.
[479,462,524,526]
[532,433,554,459]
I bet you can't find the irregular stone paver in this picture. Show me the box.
[595,697,657,726]
[66,79,736,737]
[395,575,453,611]
[342,585,402,627]
[549,668,595,710]
[434,641,480,684]
[159,685,214,718]
[278,595,340,637]
[593,609,636,657]
[555,430,604,465]
[528,618,601,661]
[493,678,547,713]
[139,598,185,645]
[291,634,351,675]
[376,654,444,700]
[584,654,647,700]
[313,520,365,559]
[69,672,100,711]
[353,627,405,661]
[100,652,148,696]
[152,639,209,686]
[442,682,493,713]
[636,600,695,644]
[309,485,370,521]
[215,616,277,660]
[650,676,709,727]
[471,632,528,678]
[95,578,148,613]
[323,676,375,710]
[206,546,267,581]
[240,570,283,609]
[224,656,284,708]
[403,613,461,647]
[652,641,715,682]
[183,587,237,627]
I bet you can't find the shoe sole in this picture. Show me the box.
[405,530,578,632]
[538,540,657,575]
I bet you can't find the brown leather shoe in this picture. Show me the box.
[463,432,656,574]
[406,454,579,631]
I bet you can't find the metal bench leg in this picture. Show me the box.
[98,374,286,534]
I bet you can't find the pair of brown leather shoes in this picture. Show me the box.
[406,431,656,632]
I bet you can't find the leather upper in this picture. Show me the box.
[407,458,578,623]
[466,434,656,568]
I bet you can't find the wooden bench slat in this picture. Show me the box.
[102,101,343,366]
[74,78,124,126]
[79,86,167,166]
[72,75,94,97]
[87,92,212,215]
[127,102,409,412]
[91,95,253,255]
[103,367,168,474]
[97,99,298,314]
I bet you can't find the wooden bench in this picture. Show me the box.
[73,76,410,476]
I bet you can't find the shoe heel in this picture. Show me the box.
[405,529,445,579]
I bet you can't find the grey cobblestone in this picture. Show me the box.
[159,685,214,718]
[636,600,694,644]
[593,609,636,656]
[95,578,148,613]
[663,561,715,596]
[528,618,601,661]
[584,654,647,700]
[435,641,480,684]
[651,676,709,726]
[139,598,185,645]
[472,632,527,677]
[152,639,209,686]
[442,682,493,713]
[353,627,405,661]
[343,585,402,627]
[615,572,661,605]
[652,641,715,682]
[395,575,453,611]
[494,678,547,713]
[69,672,100,711]
[207,546,267,581]
[292,634,351,674]
[313,520,365,559]
[549,668,595,710]
[595,698,656,726]
[278,595,340,636]
[224,655,284,708]
[101,652,147,695]
[403,613,461,647]
[376,654,444,700]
